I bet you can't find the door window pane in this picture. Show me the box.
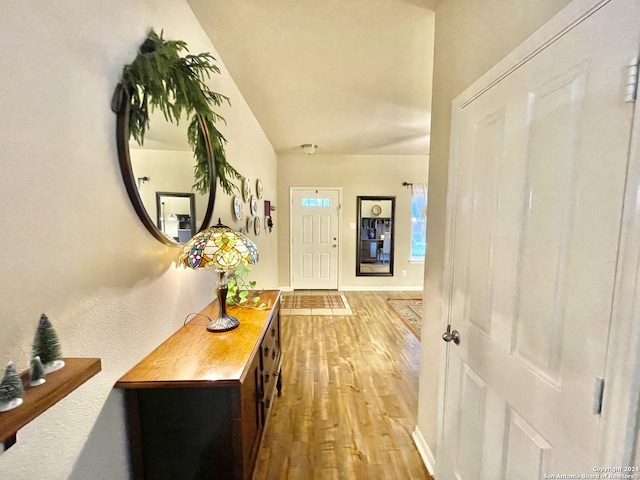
[301,197,332,207]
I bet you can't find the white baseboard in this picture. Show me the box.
[412,426,436,477]
[340,285,424,292]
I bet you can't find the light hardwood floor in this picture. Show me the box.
[254,291,433,480]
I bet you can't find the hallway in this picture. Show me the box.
[254,291,432,479]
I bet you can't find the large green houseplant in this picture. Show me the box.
[113,29,241,195]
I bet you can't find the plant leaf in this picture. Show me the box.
[119,28,239,195]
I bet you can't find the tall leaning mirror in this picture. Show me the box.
[356,196,395,276]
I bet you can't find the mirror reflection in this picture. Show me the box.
[128,110,210,245]
[156,192,196,243]
[356,196,395,276]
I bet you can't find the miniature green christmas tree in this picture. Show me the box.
[0,362,25,412]
[29,356,46,386]
[32,314,65,374]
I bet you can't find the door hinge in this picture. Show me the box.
[593,377,605,415]
[625,56,638,103]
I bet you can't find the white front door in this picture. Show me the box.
[291,188,340,289]
[439,0,640,478]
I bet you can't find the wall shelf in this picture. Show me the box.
[0,357,101,450]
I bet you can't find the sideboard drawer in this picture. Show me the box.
[260,308,282,407]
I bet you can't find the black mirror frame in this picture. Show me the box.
[356,196,395,277]
[112,86,216,246]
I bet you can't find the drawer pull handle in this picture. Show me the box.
[264,347,269,357]
[272,350,276,359]
[265,374,270,383]
[265,398,271,408]
[271,328,276,337]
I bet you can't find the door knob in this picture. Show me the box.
[442,326,460,345]
[332,244,337,248]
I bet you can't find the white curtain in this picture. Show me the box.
[409,182,428,259]
[411,183,428,219]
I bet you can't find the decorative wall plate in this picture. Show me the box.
[372,204,382,216]
[254,216,261,236]
[233,195,244,220]
[250,196,258,216]
[242,177,251,202]
[256,179,263,199]
[246,216,255,233]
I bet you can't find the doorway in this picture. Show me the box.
[290,187,341,290]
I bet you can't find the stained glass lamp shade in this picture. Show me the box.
[178,219,259,332]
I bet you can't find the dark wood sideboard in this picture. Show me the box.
[115,290,282,480]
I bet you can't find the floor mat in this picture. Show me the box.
[387,298,423,339]
[281,292,353,315]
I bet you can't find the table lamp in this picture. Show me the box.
[178,219,259,332]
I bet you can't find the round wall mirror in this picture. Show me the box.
[114,91,216,246]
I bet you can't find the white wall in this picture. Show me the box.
[416,0,572,466]
[360,200,393,219]
[277,154,428,290]
[0,1,277,479]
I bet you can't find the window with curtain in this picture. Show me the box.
[410,183,427,261]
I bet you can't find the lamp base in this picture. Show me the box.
[206,315,240,332]
[209,271,240,332]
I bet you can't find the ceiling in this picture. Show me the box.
[187,0,435,156]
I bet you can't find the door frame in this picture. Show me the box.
[600,42,640,465]
[289,187,343,290]
[436,0,640,472]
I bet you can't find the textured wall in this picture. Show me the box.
[0,1,277,478]
[417,0,572,463]
[277,154,429,290]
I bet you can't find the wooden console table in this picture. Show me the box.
[115,290,282,480]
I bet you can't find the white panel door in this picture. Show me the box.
[439,1,640,478]
[291,188,340,289]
